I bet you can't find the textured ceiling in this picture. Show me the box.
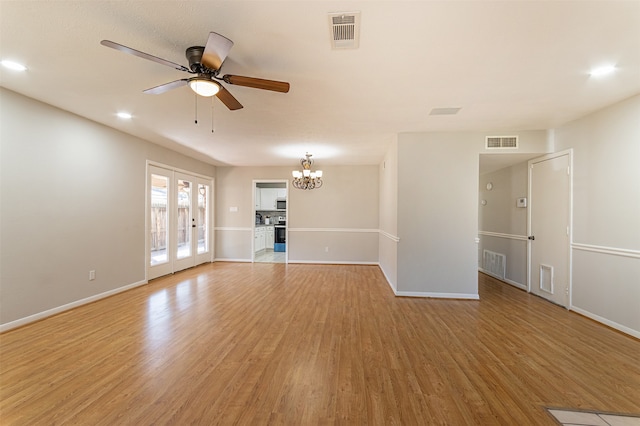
[1,1,639,168]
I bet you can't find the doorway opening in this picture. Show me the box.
[477,153,541,290]
[477,151,572,309]
[253,180,288,263]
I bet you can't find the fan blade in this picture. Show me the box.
[143,79,189,95]
[100,40,190,73]
[216,86,243,110]
[201,32,234,71]
[222,74,290,93]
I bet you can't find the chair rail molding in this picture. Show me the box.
[571,242,640,259]
[478,231,528,241]
[379,229,400,242]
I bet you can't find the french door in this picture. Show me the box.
[148,164,213,280]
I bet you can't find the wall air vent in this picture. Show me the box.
[483,250,506,280]
[328,12,361,49]
[486,136,519,149]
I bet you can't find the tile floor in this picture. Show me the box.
[254,249,286,263]
[548,408,640,426]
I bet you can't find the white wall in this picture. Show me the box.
[396,130,549,298]
[214,165,379,263]
[378,138,399,290]
[553,94,640,337]
[478,162,529,288]
[0,89,216,328]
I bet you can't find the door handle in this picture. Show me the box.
[528,236,535,240]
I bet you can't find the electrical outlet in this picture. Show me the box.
[89,270,96,281]
[325,247,329,252]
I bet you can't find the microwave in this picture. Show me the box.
[276,198,286,210]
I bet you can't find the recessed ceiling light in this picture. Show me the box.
[1,60,27,71]
[590,65,616,77]
[116,112,132,119]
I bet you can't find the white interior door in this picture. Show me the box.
[528,151,571,307]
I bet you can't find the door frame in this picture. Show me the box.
[526,149,573,308]
[145,161,214,281]
[252,179,289,263]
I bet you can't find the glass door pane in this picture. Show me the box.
[150,174,169,266]
[149,167,212,278]
[177,179,192,259]
[197,183,209,254]
[148,165,173,280]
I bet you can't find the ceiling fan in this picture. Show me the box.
[100,32,290,111]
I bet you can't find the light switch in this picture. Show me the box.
[229,206,238,212]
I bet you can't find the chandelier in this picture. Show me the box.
[292,153,323,190]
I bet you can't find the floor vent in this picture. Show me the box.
[483,250,506,280]
[328,12,361,49]
[486,136,518,149]
[539,264,554,294]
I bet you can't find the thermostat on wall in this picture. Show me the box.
[517,197,527,208]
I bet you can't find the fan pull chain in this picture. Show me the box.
[194,93,198,124]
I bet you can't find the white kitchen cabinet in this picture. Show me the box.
[254,227,266,252]
[255,226,275,252]
[259,188,279,210]
[277,188,287,199]
[265,226,275,249]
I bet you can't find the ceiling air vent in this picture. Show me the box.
[328,12,361,49]
[486,136,519,149]
[429,107,461,116]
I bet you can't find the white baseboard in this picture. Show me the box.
[213,258,252,263]
[287,260,378,265]
[504,278,527,290]
[377,264,478,300]
[0,279,148,333]
[478,268,526,290]
[377,263,397,293]
[394,290,480,300]
[570,305,640,339]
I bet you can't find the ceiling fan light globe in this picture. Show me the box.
[189,79,220,97]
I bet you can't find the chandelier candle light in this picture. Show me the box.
[292,153,323,190]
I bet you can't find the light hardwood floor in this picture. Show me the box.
[1,263,639,425]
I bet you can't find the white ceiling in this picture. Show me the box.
[1,1,639,169]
